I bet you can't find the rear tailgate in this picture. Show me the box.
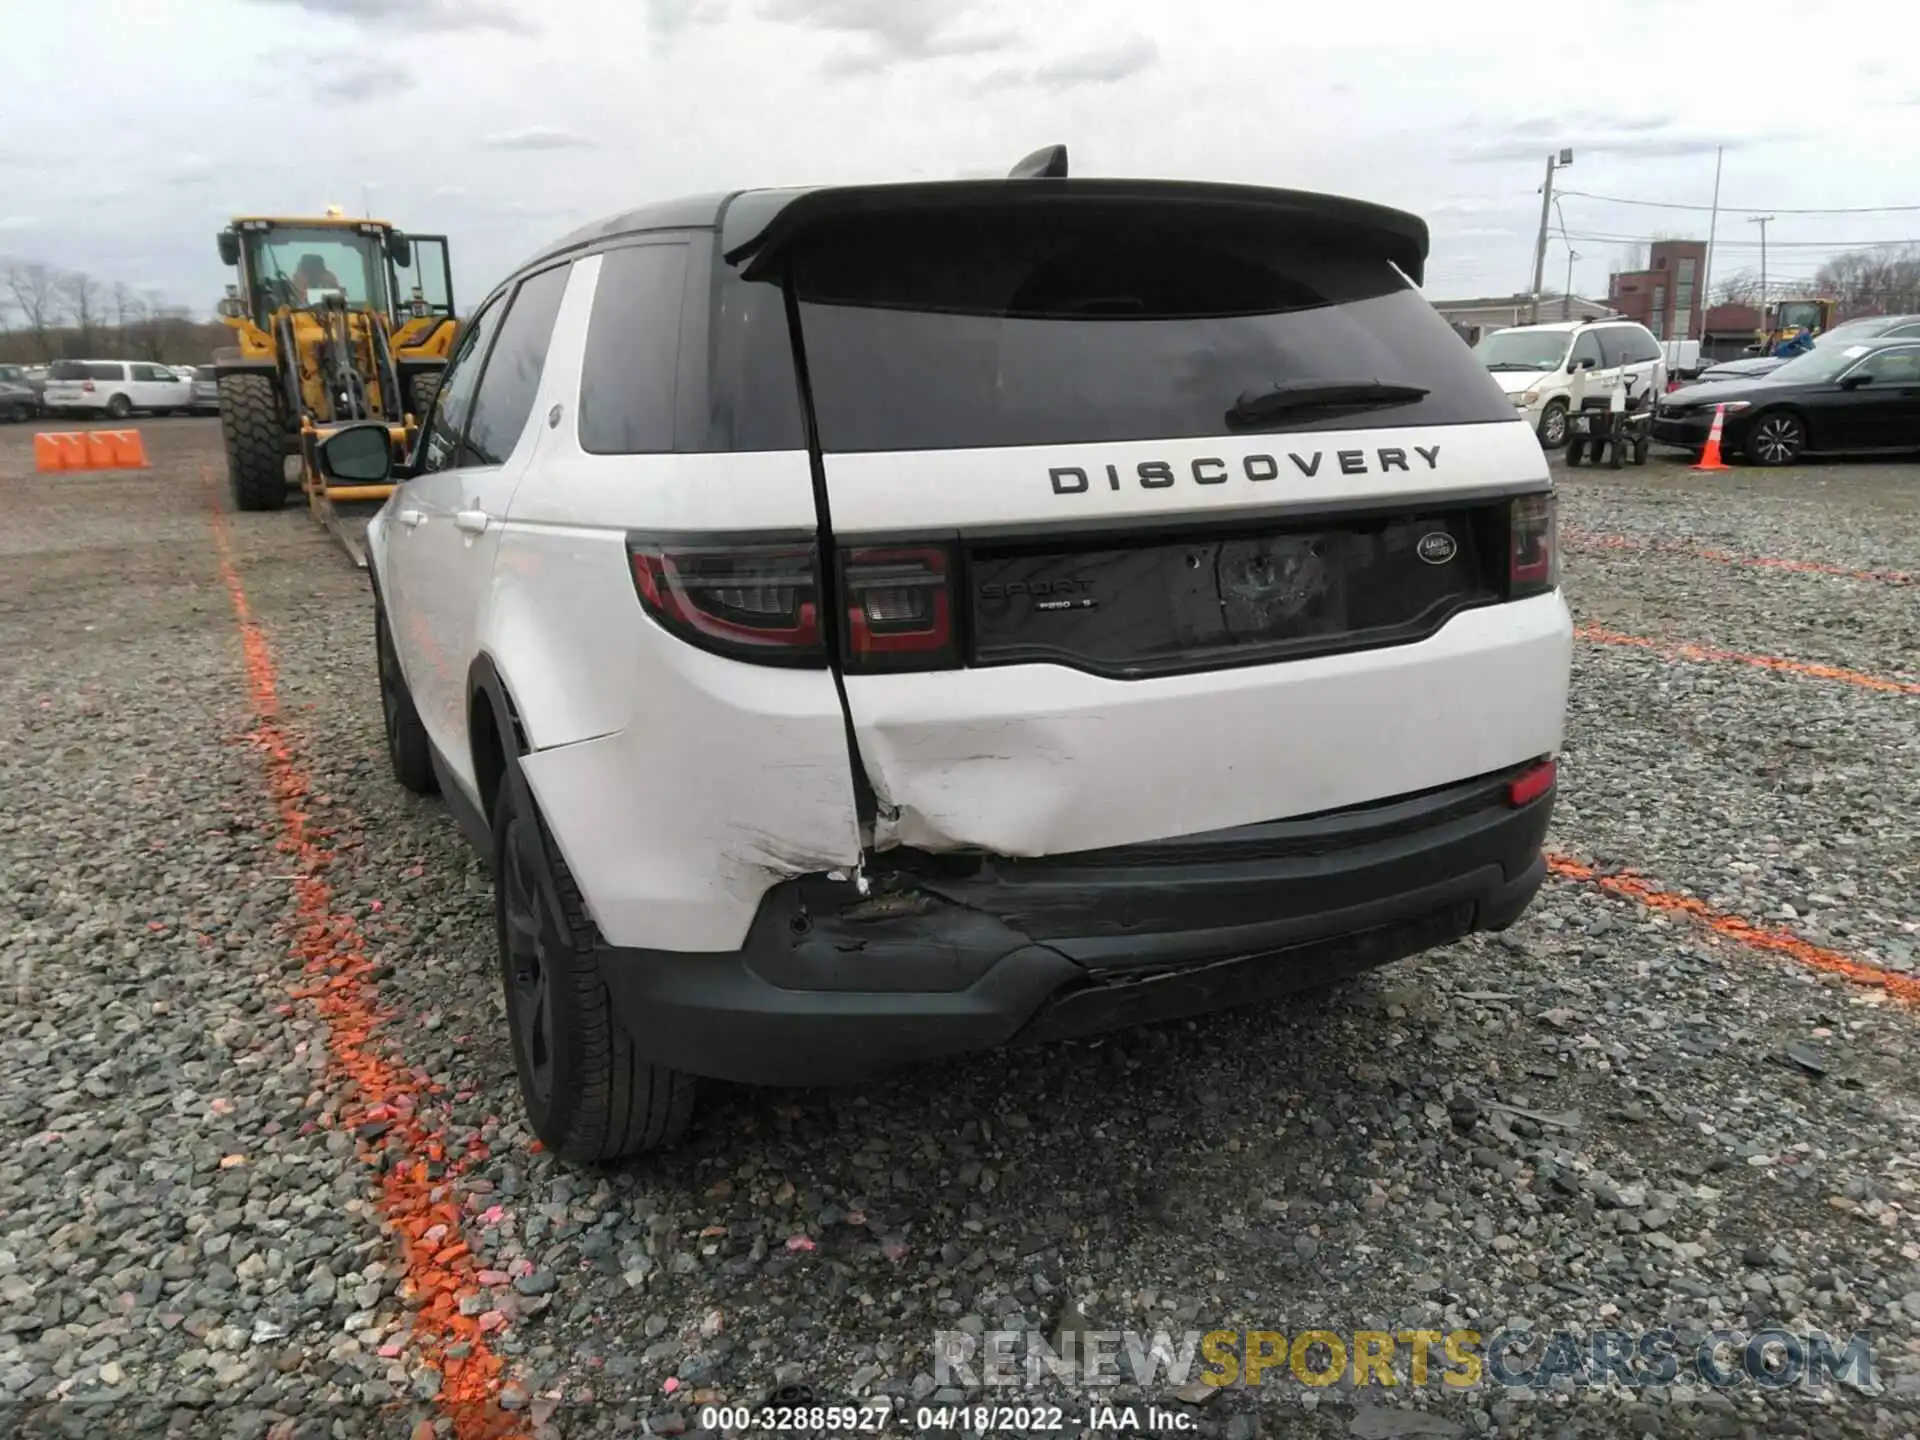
[770,186,1566,854]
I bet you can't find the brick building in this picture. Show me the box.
[1607,240,1708,341]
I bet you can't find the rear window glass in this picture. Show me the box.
[578,242,690,455]
[49,362,91,380]
[787,209,1514,453]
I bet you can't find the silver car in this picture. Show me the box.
[191,365,220,415]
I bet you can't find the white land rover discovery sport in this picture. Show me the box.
[323,148,1573,1161]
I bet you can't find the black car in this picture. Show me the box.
[0,365,44,419]
[0,382,38,423]
[1696,314,1920,385]
[1653,335,1920,465]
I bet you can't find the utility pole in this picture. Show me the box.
[1698,146,1723,344]
[1751,215,1775,337]
[1563,247,1580,319]
[1529,148,1574,324]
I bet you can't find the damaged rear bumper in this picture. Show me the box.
[597,762,1554,1084]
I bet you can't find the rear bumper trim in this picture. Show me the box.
[596,764,1554,1085]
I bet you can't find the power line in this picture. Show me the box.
[1557,188,1920,216]
[1558,230,1919,250]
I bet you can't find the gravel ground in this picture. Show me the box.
[2,421,1917,1439]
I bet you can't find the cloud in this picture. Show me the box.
[239,0,532,34]
[168,155,222,185]
[974,34,1161,92]
[1459,130,1753,163]
[479,126,596,151]
[761,0,1018,68]
[646,0,724,33]
[314,57,412,101]
[0,216,40,233]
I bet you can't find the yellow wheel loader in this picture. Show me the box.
[212,210,458,564]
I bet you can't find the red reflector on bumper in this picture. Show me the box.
[1508,759,1557,807]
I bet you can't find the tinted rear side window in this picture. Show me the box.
[49,362,91,380]
[787,209,1513,453]
[579,243,689,455]
[463,263,570,467]
[90,363,126,381]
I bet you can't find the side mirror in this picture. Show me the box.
[316,423,395,484]
[217,230,240,267]
[387,230,412,268]
[1572,357,1596,371]
[1839,372,1870,390]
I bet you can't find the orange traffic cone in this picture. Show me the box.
[110,430,150,469]
[1692,404,1728,471]
[32,433,64,472]
[84,431,117,470]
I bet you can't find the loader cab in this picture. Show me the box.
[215,218,453,336]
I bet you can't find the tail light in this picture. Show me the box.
[1508,492,1557,598]
[1507,758,1556,807]
[627,536,825,666]
[839,545,958,673]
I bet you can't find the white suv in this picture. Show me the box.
[316,158,1573,1160]
[1472,319,1666,448]
[41,360,194,419]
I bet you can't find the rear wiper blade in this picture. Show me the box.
[1229,379,1431,426]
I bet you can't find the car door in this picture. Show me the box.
[1593,326,1634,400]
[1841,345,1920,450]
[401,261,573,791]
[130,363,174,411]
[1565,329,1605,407]
[384,291,510,767]
[94,362,130,410]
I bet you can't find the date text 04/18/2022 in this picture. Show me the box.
[915,1404,1195,1432]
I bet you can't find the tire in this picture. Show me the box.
[1609,428,1624,469]
[1537,399,1569,450]
[4,403,26,424]
[105,393,132,420]
[494,766,696,1162]
[1744,411,1805,467]
[408,370,440,422]
[218,372,289,512]
[1634,436,1650,465]
[375,604,438,796]
[1565,439,1584,466]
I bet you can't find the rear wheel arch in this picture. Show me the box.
[466,655,527,828]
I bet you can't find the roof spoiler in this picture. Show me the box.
[1008,144,1068,180]
[725,179,1429,285]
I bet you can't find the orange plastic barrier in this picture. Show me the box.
[31,429,150,472]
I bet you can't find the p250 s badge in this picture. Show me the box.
[1417,532,1458,565]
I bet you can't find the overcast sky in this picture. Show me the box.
[3,0,1916,317]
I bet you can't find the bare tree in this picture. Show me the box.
[4,262,66,358]
[111,281,136,335]
[57,270,101,354]
[1710,269,1764,305]
[1813,244,1920,316]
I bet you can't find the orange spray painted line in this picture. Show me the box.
[1545,853,1920,1005]
[205,471,525,1438]
[1562,528,1912,586]
[1575,622,1920,695]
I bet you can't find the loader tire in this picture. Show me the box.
[220,373,288,513]
[408,371,440,423]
